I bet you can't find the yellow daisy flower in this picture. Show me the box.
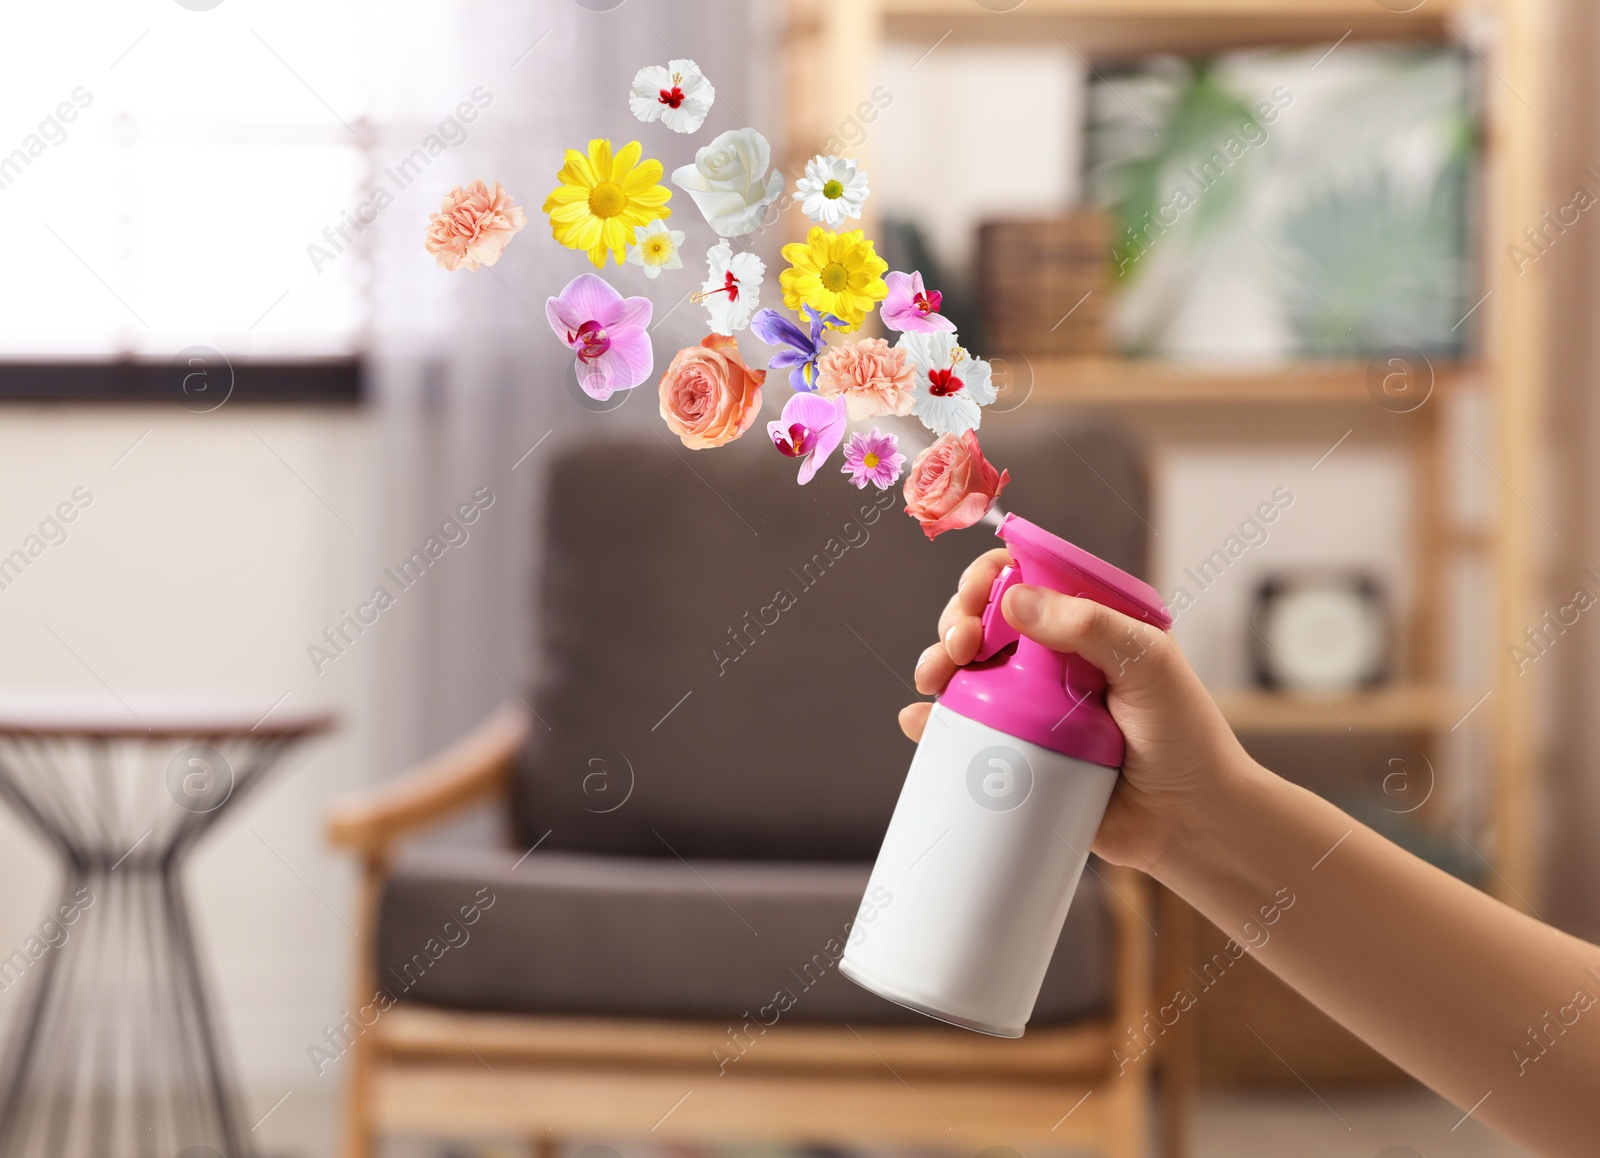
[543,138,672,268]
[779,226,888,332]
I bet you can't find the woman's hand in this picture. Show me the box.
[899,548,1259,876]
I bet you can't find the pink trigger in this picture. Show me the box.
[973,565,1023,661]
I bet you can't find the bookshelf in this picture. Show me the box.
[780,0,1550,1146]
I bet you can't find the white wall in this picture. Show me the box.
[1153,443,1413,690]
[873,40,1086,277]
[0,405,373,1116]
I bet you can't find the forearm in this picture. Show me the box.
[1156,756,1600,1157]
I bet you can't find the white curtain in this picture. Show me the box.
[359,0,778,777]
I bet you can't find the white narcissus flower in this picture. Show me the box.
[696,240,764,334]
[671,128,784,237]
[897,330,996,437]
[626,220,685,279]
[795,155,869,228]
[629,59,716,134]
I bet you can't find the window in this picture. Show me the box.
[0,2,374,362]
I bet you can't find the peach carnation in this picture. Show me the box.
[425,179,527,272]
[902,430,1010,540]
[815,338,914,421]
[659,334,766,449]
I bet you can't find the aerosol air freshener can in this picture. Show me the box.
[840,514,1171,1038]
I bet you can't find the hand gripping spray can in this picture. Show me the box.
[840,514,1172,1037]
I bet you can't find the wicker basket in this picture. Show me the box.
[977,214,1109,356]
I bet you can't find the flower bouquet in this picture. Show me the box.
[423,58,1009,540]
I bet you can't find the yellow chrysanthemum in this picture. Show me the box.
[543,138,672,268]
[779,226,889,332]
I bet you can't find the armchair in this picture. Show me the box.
[328,422,1187,1157]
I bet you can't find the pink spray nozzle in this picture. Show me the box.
[997,514,1171,629]
[939,514,1171,768]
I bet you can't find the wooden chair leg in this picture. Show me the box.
[1106,1065,1152,1158]
[340,1032,375,1158]
[1157,887,1199,1158]
[340,856,385,1158]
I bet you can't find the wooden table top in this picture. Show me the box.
[0,687,336,739]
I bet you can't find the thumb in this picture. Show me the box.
[1001,584,1170,691]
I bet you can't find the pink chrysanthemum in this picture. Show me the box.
[841,428,905,490]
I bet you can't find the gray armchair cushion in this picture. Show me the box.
[375,846,1111,1026]
[513,423,1150,861]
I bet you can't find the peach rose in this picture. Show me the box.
[815,338,914,421]
[659,334,766,449]
[903,430,1010,540]
[425,179,527,271]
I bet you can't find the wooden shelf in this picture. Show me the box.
[1215,684,1467,734]
[880,0,1456,55]
[1010,356,1470,406]
[883,0,1460,13]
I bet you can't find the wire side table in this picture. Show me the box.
[0,691,333,1158]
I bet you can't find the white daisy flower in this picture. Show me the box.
[897,330,996,437]
[625,220,685,279]
[795,155,869,228]
[629,59,715,134]
[694,240,764,334]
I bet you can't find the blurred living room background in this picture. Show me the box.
[0,0,1595,1156]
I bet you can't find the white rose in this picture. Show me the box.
[670,128,784,238]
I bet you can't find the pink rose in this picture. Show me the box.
[815,338,914,421]
[660,334,766,449]
[425,179,527,271]
[902,430,1011,540]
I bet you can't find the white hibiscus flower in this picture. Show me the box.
[795,155,869,228]
[629,59,716,134]
[695,240,764,334]
[897,330,996,436]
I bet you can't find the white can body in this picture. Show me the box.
[839,703,1118,1037]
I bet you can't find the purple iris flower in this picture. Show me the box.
[750,304,843,393]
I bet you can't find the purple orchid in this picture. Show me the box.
[767,392,847,484]
[545,273,653,400]
[880,270,956,334]
[750,304,842,392]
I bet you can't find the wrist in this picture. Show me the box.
[1145,749,1272,891]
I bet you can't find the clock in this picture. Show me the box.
[1248,573,1388,693]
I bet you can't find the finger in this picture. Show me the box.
[942,616,984,667]
[957,549,1013,617]
[914,642,958,695]
[1000,584,1168,690]
[936,591,964,640]
[899,701,932,742]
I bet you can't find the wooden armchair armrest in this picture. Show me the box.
[325,701,531,860]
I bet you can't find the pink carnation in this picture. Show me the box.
[425,179,527,272]
[815,338,914,421]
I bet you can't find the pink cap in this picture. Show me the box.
[938,514,1171,768]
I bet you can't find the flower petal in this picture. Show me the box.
[601,328,654,392]
[587,138,614,181]
[557,149,598,189]
[611,140,644,182]
[614,294,653,332]
[551,273,624,331]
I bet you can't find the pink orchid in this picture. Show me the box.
[880,270,956,333]
[545,273,653,400]
[767,392,847,484]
